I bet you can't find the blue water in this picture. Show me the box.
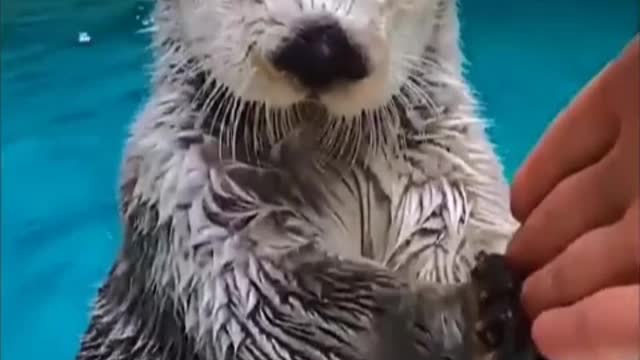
[1,0,637,359]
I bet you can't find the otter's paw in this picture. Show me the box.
[470,251,545,360]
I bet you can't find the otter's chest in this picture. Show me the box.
[302,157,474,284]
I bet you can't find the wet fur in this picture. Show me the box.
[75,0,525,359]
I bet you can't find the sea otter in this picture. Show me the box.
[76,0,541,359]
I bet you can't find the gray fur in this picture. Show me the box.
[76,0,519,359]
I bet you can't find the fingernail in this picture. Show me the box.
[530,311,559,359]
[506,228,525,259]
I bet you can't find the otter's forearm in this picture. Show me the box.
[370,281,481,360]
[385,253,545,360]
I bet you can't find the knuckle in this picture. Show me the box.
[546,259,571,304]
[600,147,634,213]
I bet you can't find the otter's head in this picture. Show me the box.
[168,0,462,118]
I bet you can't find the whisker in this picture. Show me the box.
[352,112,364,166]
[399,57,465,89]
[230,97,247,160]
[217,89,236,157]
[202,83,224,134]
[253,102,266,160]
[405,75,439,116]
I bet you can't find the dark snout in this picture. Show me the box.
[271,20,369,91]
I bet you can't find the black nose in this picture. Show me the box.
[271,22,369,91]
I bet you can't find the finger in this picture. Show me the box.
[520,198,640,317]
[606,36,640,200]
[506,146,627,273]
[510,36,639,221]
[531,285,640,360]
[603,34,640,137]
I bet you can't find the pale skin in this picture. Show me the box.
[506,35,640,360]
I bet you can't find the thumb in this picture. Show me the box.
[531,284,640,360]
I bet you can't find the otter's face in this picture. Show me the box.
[177,0,442,117]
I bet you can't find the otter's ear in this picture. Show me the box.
[470,252,548,360]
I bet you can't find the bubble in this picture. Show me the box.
[78,32,92,44]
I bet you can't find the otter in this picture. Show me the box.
[76,0,541,359]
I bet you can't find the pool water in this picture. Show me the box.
[1,0,637,359]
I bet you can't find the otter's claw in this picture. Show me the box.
[471,251,546,360]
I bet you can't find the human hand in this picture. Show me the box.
[506,35,640,360]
